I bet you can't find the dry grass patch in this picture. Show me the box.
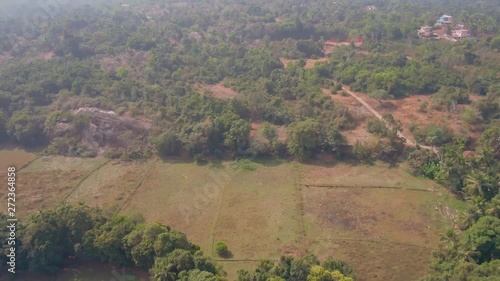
[196,83,239,99]
[1,156,107,217]
[310,239,432,281]
[213,163,303,260]
[301,163,439,190]
[120,161,224,250]
[0,146,37,171]
[302,183,460,281]
[67,159,156,209]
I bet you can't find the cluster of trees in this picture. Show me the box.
[0,205,224,280]
[238,254,355,281]
[0,204,358,281]
[406,125,500,279]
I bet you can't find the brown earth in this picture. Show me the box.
[49,107,152,156]
[99,50,150,81]
[196,83,239,99]
[341,87,481,143]
[281,36,364,69]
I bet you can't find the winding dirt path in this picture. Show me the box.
[338,86,439,153]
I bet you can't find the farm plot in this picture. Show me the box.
[300,163,462,281]
[0,146,37,171]
[120,161,226,251]
[2,156,108,217]
[212,163,303,260]
[66,159,157,210]
[301,162,440,191]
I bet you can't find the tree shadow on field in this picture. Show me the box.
[219,250,234,259]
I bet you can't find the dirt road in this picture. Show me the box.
[339,86,439,153]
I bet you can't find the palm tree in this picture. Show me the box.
[439,228,459,254]
[459,204,481,230]
[463,173,484,198]
[153,263,176,281]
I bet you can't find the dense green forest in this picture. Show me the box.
[0,0,499,280]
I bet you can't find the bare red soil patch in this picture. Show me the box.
[196,83,239,99]
[349,90,477,141]
[99,50,150,81]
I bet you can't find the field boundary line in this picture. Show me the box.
[213,259,262,262]
[294,162,306,239]
[316,237,434,250]
[62,158,112,203]
[117,158,159,213]
[303,184,433,192]
[17,155,42,171]
[208,168,229,258]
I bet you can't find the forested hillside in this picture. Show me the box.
[0,0,499,280]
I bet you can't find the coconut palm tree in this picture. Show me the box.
[439,228,459,254]
[464,173,485,198]
[153,263,176,281]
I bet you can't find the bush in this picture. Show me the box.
[406,149,440,178]
[352,141,374,164]
[411,124,453,146]
[461,107,482,125]
[418,101,428,113]
[432,87,469,111]
[153,131,182,157]
[367,118,388,137]
[215,241,228,257]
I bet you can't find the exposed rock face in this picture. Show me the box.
[52,107,152,156]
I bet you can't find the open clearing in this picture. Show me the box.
[196,83,239,99]
[4,151,463,280]
[0,145,37,171]
[1,156,108,217]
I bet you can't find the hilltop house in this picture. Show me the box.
[452,29,470,39]
[418,26,434,38]
[436,14,453,25]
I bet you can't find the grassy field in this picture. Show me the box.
[1,149,464,281]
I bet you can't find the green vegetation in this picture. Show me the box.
[0,0,498,280]
[215,241,229,257]
[238,255,354,281]
[0,205,223,279]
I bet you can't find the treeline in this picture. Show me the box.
[238,255,356,281]
[404,124,500,280]
[0,205,224,279]
[0,204,356,281]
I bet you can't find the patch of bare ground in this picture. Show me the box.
[322,88,374,144]
[196,83,239,99]
[302,185,455,281]
[304,57,329,69]
[281,37,364,69]
[99,50,150,81]
[344,87,480,142]
[36,51,54,61]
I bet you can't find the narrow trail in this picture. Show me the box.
[293,162,307,239]
[208,170,230,258]
[338,86,439,154]
[117,158,159,213]
[62,159,112,203]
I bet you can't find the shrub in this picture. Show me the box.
[461,107,482,125]
[432,87,469,111]
[215,241,228,257]
[406,149,440,178]
[411,124,453,146]
[153,131,182,157]
[352,141,374,164]
[418,101,428,113]
[367,118,388,137]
